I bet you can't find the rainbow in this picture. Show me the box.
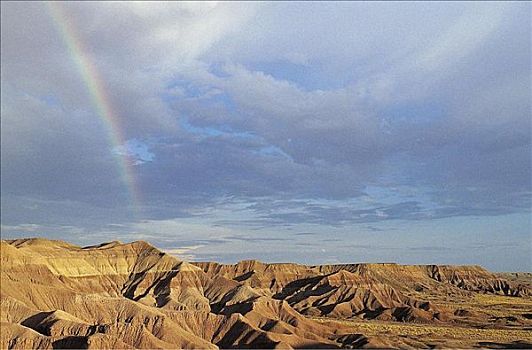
[46,2,142,214]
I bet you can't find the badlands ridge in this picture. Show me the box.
[1,238,531,349]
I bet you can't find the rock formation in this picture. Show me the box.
[1,238,531,349]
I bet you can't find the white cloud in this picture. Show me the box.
[162,245,204,261]
[1,224,42,233]
[131,218,236,241]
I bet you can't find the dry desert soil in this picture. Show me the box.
[1,238,531,349]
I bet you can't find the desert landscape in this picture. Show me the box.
[2,2,531,349]
[1,238,531,349]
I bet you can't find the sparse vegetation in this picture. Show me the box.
[312,317,532,344]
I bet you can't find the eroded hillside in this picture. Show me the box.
[1,238,531,349]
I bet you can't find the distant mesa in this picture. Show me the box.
[1,238,531,349]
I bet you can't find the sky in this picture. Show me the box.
[1,1,530,271]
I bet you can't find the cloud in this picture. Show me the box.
[1,2,530,270]
[162,245,204,261]
[3,2,528,214]
[1,224,42,233]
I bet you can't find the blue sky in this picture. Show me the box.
[1,2,530,271]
